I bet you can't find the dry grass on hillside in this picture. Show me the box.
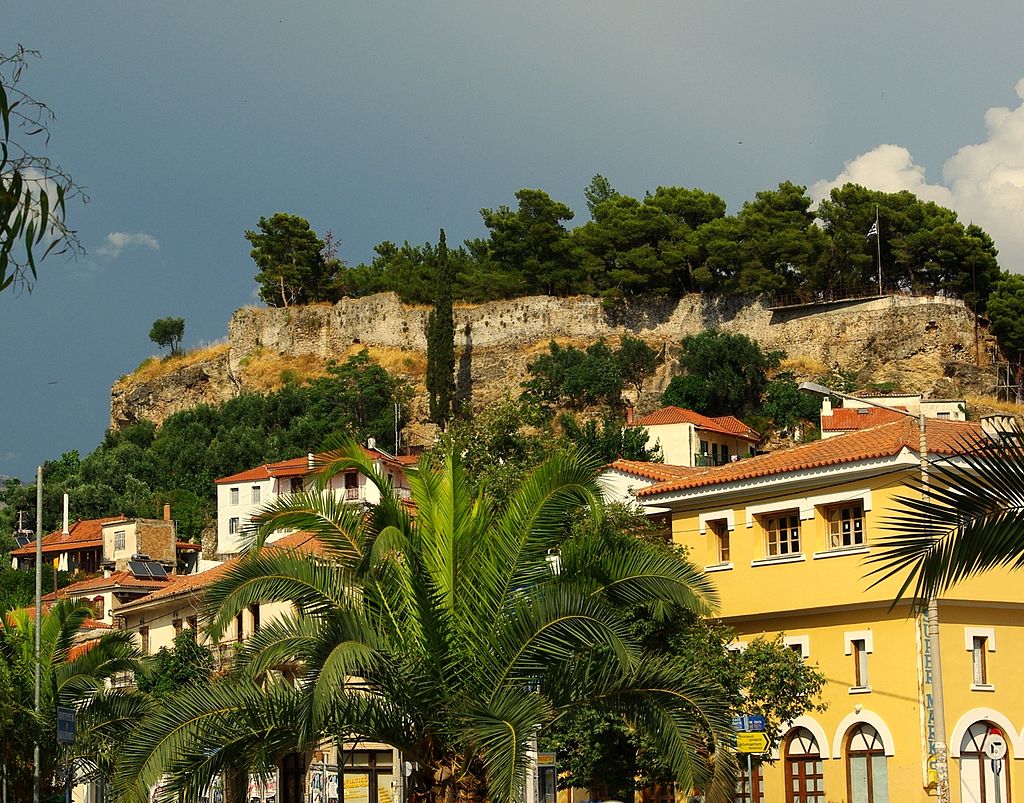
[340,345,427,379]
[239,351,332,392]
[777,356,830,379]
[121,343,230,386]
[964,393,1024,420]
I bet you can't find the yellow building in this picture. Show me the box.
[637,418,1023,803]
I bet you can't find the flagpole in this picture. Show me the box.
[875,205,883,295]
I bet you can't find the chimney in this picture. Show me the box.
[163,503,171,522]
[625,406,635,425]
[62,493,69,535]
[307,451,315,470]
[367,436,376,451]
[821,397,833,417]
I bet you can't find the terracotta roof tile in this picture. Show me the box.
[637,418,986,497]
[216,447,407,485]
[10,517,121,557]
[635,406,760,442]
[43,570,171,601]
[822,407,907,431]
[605,460,702,483]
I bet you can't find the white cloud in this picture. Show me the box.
[97,231,160,259]
[811,78,1024,270]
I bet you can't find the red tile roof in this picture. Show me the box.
[216,447,407,484]
[822,406,907,431]
[118,531,324,610]
[635,406,760,442]
[637,418,985,497]
[605,459,702,483]
[176,540,202,551]
[43,570,171,602]
[10,517,121,557]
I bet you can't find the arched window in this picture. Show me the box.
[959,721,1011,803]
[785,727,824,803]
[846,723,888,803]
[92,595,105,620]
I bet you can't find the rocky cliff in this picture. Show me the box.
[110,292,998,429]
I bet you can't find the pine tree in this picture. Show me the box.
[426,229,455,425]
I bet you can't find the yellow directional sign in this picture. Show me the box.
[736,732,769,753]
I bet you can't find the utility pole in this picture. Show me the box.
[34,465,42,803]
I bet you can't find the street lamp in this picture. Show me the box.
[798,382,949,803]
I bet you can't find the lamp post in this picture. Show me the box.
[34,465,42,803]
[798,383,949,803]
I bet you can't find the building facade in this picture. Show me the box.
[638,419,1023,803]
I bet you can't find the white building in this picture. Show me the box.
[214,444,415,555]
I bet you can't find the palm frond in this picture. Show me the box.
[868,433,1024,602]
[202,550,359,640]
[462,688,553,803]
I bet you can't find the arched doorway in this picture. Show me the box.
[959,722,1011,803]
[845,723,889,803]
[785,727,825,803]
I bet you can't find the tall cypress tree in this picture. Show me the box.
[426,229,455,425]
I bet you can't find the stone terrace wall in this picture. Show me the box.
[113,292,995,429]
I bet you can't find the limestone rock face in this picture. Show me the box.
[111,292,998,430]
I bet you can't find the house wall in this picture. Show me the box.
[216,478,275,555]
[644,421,754,466]
[667,468,1024,802]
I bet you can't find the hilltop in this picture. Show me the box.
[111,291,1000,432]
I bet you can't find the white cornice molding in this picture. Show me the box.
[641,452,918,509]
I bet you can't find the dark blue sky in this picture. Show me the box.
[3,1,1024,479]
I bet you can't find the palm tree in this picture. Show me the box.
[869,429,1024,603]
[117,442,738,803]
[0,598,147,801]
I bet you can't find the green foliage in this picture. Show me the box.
[245,212,343,307]
[148,316,185,356]
[432,397,549,500]
[584,174,620,216]
[426,229,455,425]
[559,414,660,463]
[546,509,826,794]
[758,373,822,433]
[663,330,782,417]
[0,351,410,537]
[482,188,575,295]
[523,339,624,412]
[986,273,1024,356]
[817,185,1000,307]
[617,335,658,393]
[0,46,84,294]
[136,627,214,698]
[116,442,738,803]
[0,599,148,800]
[329,180,1001,340]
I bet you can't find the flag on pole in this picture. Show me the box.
[866,221,879,239]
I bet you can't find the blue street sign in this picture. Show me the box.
[56,706,76,745]
[732,713,767,733]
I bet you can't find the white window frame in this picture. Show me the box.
[228,517,240,535]
[844,630,873,693]
[825,501,865,550]
[784,635,810,660]
[964,627,996,690]
[114,530,126,551]
[229,487,240,505]
[763,510,802,558]
[250,485,261,504]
